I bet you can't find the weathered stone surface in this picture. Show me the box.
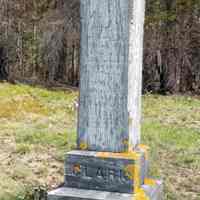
[142,180,163,200]
[48,187,131,200]
[78,0,129,152]
[48,180,163,200]
[64,150,147,194]
[128,0,146,149]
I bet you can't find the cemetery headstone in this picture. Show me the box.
[48,1,163,200]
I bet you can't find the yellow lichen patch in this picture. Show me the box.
[133,163,141,193]
[96,151,140,160]
[122,139,129,147]
[73,164,81,174]
[124,164,135,180]
[128,141,134,152]
[133,188,150,200]
[79,142,88,150]
[138,144,150,160]
[96,149,150,199]
[144,178,156,186]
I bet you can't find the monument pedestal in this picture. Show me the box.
[48,147,163,200]
[64,150,147,194]
[48,183,163,200]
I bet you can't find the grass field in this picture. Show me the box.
[0,82,200,200]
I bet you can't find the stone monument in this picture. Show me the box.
[48,0,163,199]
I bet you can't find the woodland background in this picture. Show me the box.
[0,0,200,94]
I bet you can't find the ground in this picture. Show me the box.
[0,82,200,200]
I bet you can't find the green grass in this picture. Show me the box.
[142,94,200,200]
[0,83,77,200]
[0,83,200,200]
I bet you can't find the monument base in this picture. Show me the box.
[64,150,148,194]
[48,180,163,200]
[48,147,163,200]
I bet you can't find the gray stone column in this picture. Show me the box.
[78,0,129,152]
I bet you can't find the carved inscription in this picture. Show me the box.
[64,151,142,193]
[71,163,131,183]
